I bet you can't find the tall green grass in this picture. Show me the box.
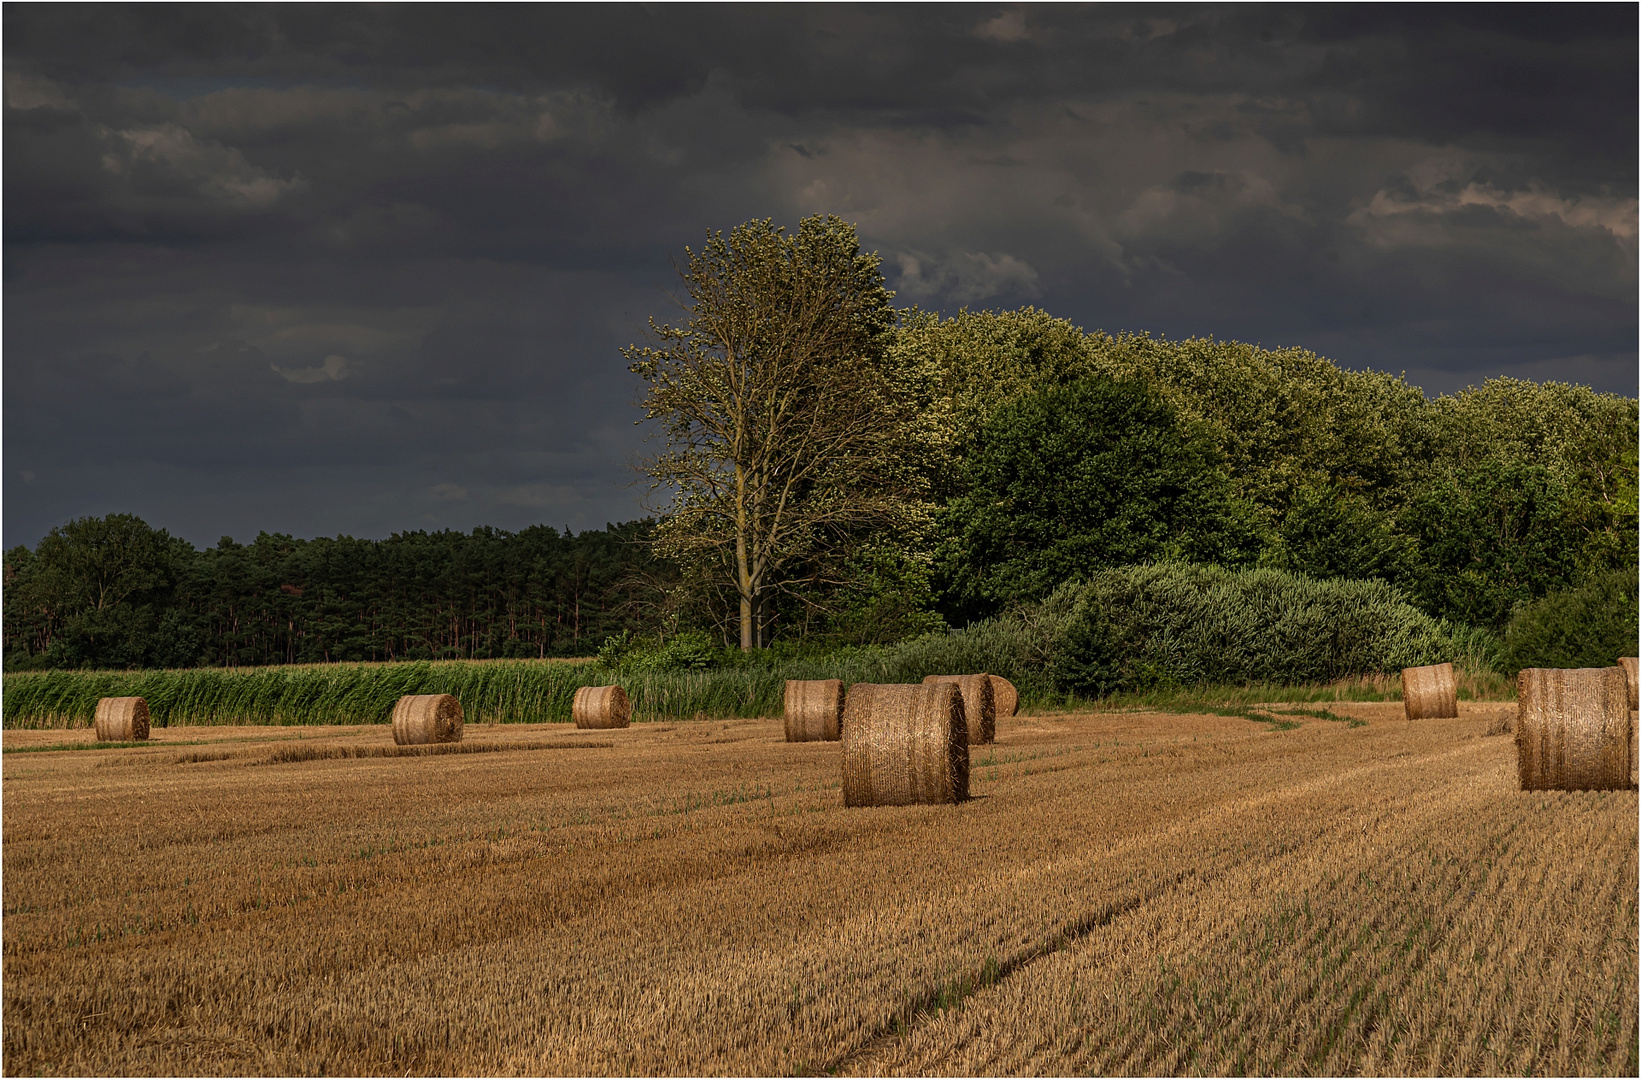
[1,618,1070,729]
[0,647,1035,729]
[3,661,583,729]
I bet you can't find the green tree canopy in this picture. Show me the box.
[3,513,189,669]
[937,376,1262,621]
[894,308,1637,628]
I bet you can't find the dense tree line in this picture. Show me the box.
[899,310,1637,634]
[4,519,668,669]
[630,220,1637,653]
[8,219,1637,670]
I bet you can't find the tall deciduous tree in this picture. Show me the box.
[626,216,917,650]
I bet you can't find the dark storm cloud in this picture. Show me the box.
[5,4,1635,549]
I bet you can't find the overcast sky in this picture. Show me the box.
[5,4,1636,550]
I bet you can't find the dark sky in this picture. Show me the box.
[5,4,1636,550]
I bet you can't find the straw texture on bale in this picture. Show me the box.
[573,685,631,729]
[1633,710,1639,788]
[784,679,844,742]
[1515,667,1635,791]
[1401,662,1458,720]
[842,682,968,807]
[989,675,1019,719]
[390,694,463,746]
[93,697,149,741]
[1625,658,1641,786]
[921,673,995,745]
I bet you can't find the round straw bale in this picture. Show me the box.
[1515,667,1634,791]
[784,679,843,742]
[989,675,1019,719]
[573,685,630,729]
[920,673,995,744]
[94,697,149,741]
[391,694,463,745]
[842,682,968,807]
[1401,662,1458,720]
[1620,657,1638,710]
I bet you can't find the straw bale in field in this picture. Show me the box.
[989,675,1019,719]
[784,679,843,742]
[842,682,968,807]
[1401,662,1458,720]
[574,685,631,729]
[921,673,995,744]
[93,697,149,741]
[391,694,464,746]
[1515,667,1634,791]
[1620,657,1638,709]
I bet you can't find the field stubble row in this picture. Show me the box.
[1,700,1634,1075]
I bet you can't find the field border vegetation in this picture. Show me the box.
[1,655,1512,731]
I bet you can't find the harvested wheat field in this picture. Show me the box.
[3,701,1635,1076]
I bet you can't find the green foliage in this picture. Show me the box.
[1500,569,1639,673]
[938,377,1264,620]
[1084,332,1433,519]
[1401,458,1591,629]
[3,514,191,670]
[782,543,947,645]
[892,313,1433,521]
[892,310,1637,631]
[1402,380,1638,628]
[595,630,634,669]
[602,629,721,672]
[1268,482,1417,583]
[888,306,1101,500]
[1443,621,1506,678]
[1049,563,1450,697]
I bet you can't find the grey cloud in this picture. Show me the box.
[4,4,1633,548]
[273,354,353,383]
[894,250,1042,306]
[96,120,306,208]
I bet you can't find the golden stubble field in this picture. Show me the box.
[2,702,1635,1076]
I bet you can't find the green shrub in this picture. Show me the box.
[622,630,719,672]
[1050,563,1449,696]
[595,631,633,669]
[1500,569,1639,673]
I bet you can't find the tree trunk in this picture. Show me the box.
[736,463,756,651]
